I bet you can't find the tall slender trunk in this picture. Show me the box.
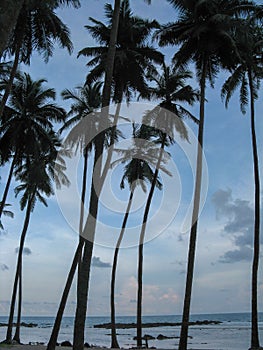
[5,195,33,343]
[178,63,206,350]
[13,262,22,343]
[0,0,23,58]
[47,148,89,350]
[248,71,261,350]
[0,43,20,119]
[137,135,166,347]
[73,141,103,350]
[101,0,121,110]
[47,240,84,350]
[0,152,17,218]
[73,2,120,349]
[101,101,122,184]
[78,148,89,281]
[111,188,134,348]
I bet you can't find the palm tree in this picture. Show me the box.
[0,0,73,119]
[47,81,103,350]
[135,62,198,346]
[0,0,79,58]
[221,24,263,350]
[79,0,162,104]
[5,131,69,343]
[73,1,160,348]
[157,2,257,349]
[109,124,165,348]
[0,72,66,218]
[72,0,121,345]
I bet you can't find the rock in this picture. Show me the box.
[61,340,72,347]
[144,335,155,340]
[156,334,179,340]
[94,320,222,329]
[84,342,90,348]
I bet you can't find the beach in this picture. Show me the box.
[0,313,262,350]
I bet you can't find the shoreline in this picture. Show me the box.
[0,345,217,350]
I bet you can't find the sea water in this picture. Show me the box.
[0,313,262,349]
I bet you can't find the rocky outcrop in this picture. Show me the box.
[94,319,222,329]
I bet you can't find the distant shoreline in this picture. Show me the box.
[94,320,222,329]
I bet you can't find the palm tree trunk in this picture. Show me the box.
[5,195,33,343]
[0,43,20,119]
[78,147,89,280]
[73,2,121,349]
[248,71,261,350]
[0,152,17,218]
[101,0,121,109]
[47,240,84,350]
[137,135,166,347]
[178,63,206,350]
[13,262,22,343]
[47,148,89,350]
[111,188,134,348]
[0,0,23,58]
[101,100,122,184]
[73,142,103,350]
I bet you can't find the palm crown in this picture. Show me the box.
[78,0,163,103]
[158,0,257,85]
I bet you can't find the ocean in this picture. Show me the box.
[0,313,262,349]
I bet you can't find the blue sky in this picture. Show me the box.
[0,0,263,317]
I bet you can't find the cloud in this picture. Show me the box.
[0,264,9,271]
[218,246,252,263]
[212,189,256,263]
[15,247,32,255]
[91,256,111,268]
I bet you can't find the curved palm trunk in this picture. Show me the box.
[0,0,23,57]
[0,43,20,119]
[13,262,22,343]
[101,0,121,109]
[47,240,84,350]
[101,101,122,184]
[111,188,134,348]
[248,71,261,350]
[73,158,101,350]
[5,195,33,343]
[137,135,166,347]
[178,64,206,350]
[0,152,17,218]
[73,2,121,349]
[47,148,89,350]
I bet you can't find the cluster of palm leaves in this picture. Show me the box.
[0,1,262,350]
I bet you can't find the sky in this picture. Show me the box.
[0,0,263,318]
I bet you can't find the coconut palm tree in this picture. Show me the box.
[5,130,69,343]
[78,0,162,104]
[109,124,166,348]
[0,72,66,218]
[72,0,121,345]
[11,131,69,344]
[135,62,198,346]
[73,1,161,348]
[221,24,263,350]
[0,0,73,119]
[0,0,79,58]
[156,4,257,347]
